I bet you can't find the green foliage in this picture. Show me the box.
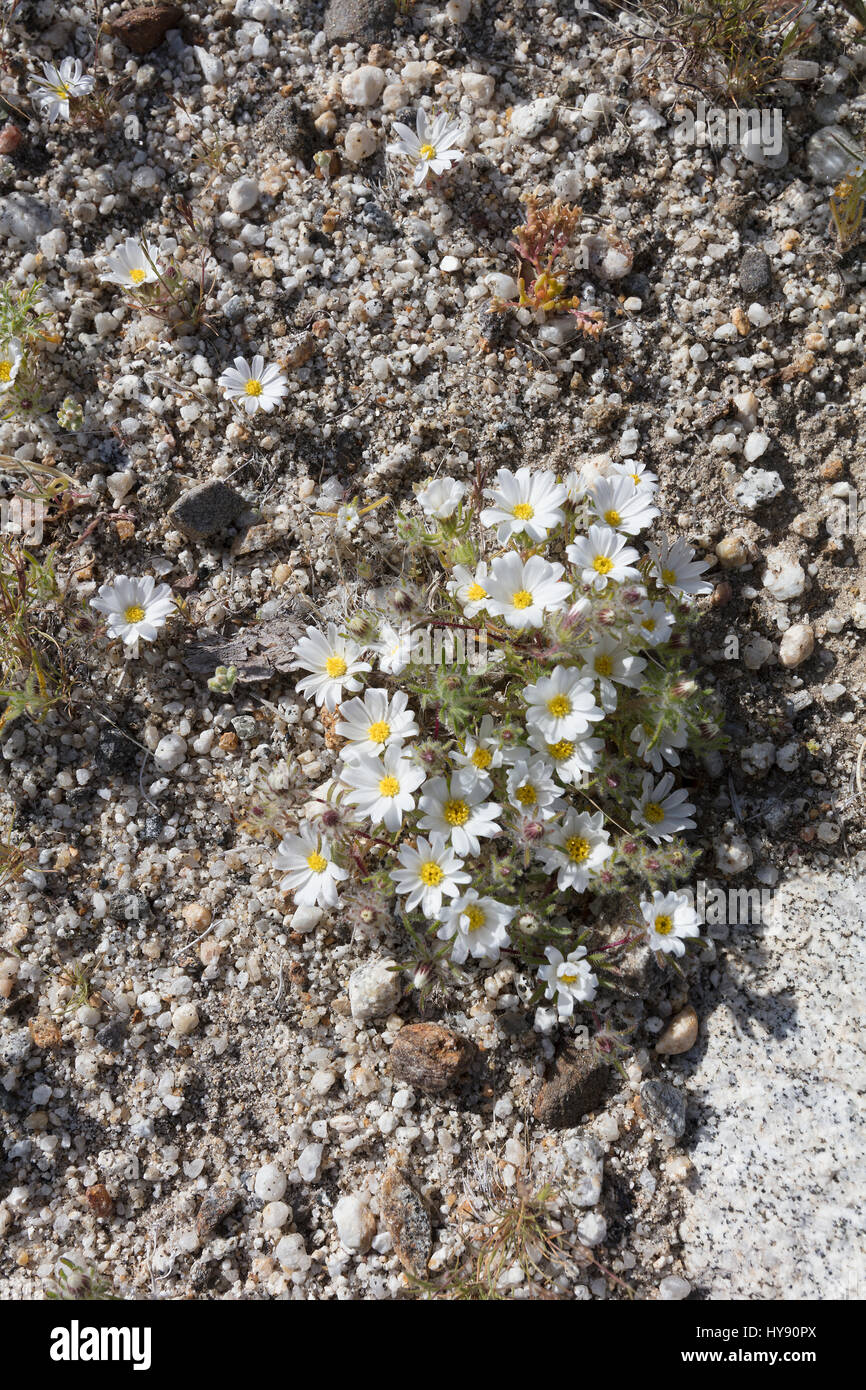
[45,1258,122,1302]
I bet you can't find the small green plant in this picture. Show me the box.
[0,279,52,418]
[125,202,217,336]
[55,958,101,1016]
[0,539,67,733]
[0,814,33,893]
[830,160,866,251]
[492,196,603,337]
[46,1258,122,1301]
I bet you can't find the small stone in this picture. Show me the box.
[639,1080,687,1140]
[779,622,815,668]
[533,1044,614,1128]
[275,1232,311,1272]
[96,1018,127,1052]
[29,1016,62,1049]
[380,1166,432,1278]
[341,65,387,106]
[390,1023,475,1094]
[576,1211,607,1247]
[348,958,401,1024]
[324,0,394,42]
[740,123,788,169]
[743,430,770,463]
[153,733,187,772]
[109,4,183,54]
[333,1193,377,1252]
[261,1200,290,1230]
[0,123,22,154]
[228,177,259,214]
[510,97,557,139]
[289,904,322,934]
[171,1002,199,1035]
[658,1274,691,1301]
[734,467,784,513]
[807,126,864,184]
[297,1143,323,1182]
[738,248,771,295]
[715,534,750,569]
[182,902,211,931]
[360,202,395,238]
[254,1163,287,1202]
[167,481,246,540]
[560,1135,604,1207]
[0,193,56,241]
[655,1005,699,1056]
[85,1183,114,1217]
[344,123,378,161]
[195,46,224,85]
[196,1185,240,1239]
[763,548,806,602]
[461,72,495,103]
[716,835,753,876]
[743,635,773,671]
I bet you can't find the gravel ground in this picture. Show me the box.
[0,0,865,1301]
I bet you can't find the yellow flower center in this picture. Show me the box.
[512,502,535,521]
[466,582,486,602]
[548,739,574,761]
[515,784,537,806]
[547,695,571,718]
[465,905,486,932]
[0,361,12,381]
[642,617,656,632]
[511,589,532,609]
[325,655,347,679]
[559,971,579,986]
[444,798,470,826]
[594,654,613,677]
[654,913,673,936]
[306,851,327,873]
[129,267,147,285]
[379,776,400,797]
[419,143,437,160]
[661,567,677,586]
[603,509,621,526]
[245,378,263,397]
[420,860,444,886]
[471,747,492,769]
[124,604,145,623]
[565,835,590,863]
[592,554,614,575]
[368,719,390,744]
[630,473,640,485]
[644,801,665,825]
[53,83,71,99]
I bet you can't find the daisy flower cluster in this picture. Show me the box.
[274,461,718,1033]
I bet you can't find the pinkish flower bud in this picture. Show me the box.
[413,963,433,991]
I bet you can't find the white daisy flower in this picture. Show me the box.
[274,826,348,909]
[480,466,567,545]
[450,715,504,789]
[630,719,688,773]
[436,890,515,965]
[563,467,590,504]
[418,477,467,519]
[218,355,289,414]
[484,553,572,630]
[633,771,696,842]
[610,459,658,490]
[538,944,598,1019]
[631,600,674,647]
[522,664,604,742]
[535,809,612,893]
[579,634,647,713]
[0,338,23,393]
[89,574,174,648]
[418,772,502,858]
[387,108,465,186]
[590,476,659,535]
[506,756,562,821]
[647,535,713,599]
[527,729,602,785]
[567,525,641,591]
[291,622,371,712]
[370,621,418,675]
[339,745,426,832]
[390,833,470,918]
[335,687,419,759]
[640,889,701,957]
[31,58,94,122]
[446,562,490,619]
[99,237,162,289]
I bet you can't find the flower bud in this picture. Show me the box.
[412,963,433,991]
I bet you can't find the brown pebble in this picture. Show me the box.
[389,1022,475,1094]
[85,1183,114,1218]
[820,457,844,480]
[109,4,184,53]
[533,1043,614,1128]
[29,1016,62,1049]
[0,123,22,153]
[711,581,732,608]
[219,731,239,752]
[196,1185,240,1239]
[182,902,212,931]
[380,1166,432,1279]
[115,518,135,541]
[655,1004,699,1056]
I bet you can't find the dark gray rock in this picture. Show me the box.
[255,99,316,163]
[96,1018,128,1052]
[324,0,394,42]
[739,248,771,296]
[640,1079,687,1139]
[534,1044,614,1128]
[361,202,396,239]
[168,481,246,540]
[196,1185,241,1239]
[0,1028,33,1068]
